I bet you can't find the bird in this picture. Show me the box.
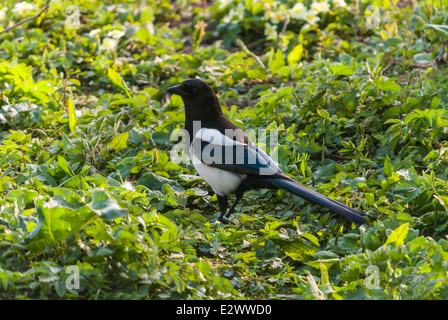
[166,78,375,225]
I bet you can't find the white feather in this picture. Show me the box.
[188,129,245,196]
[190,151,245,196]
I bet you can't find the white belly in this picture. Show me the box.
[191,152,245,196]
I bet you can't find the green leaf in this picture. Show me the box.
[275,239,318,262]
[329,64,354,76]
[107,68,132,98]
[365,193,374,206]
[53,188,85,208]
[307,258,339,270]
[425,24,448,40]
[57,155,73,177]
[68,97,77,132]
[396,211,413,222]
[197,261,211,278]
[137,172,184,192]
[319,262,329,284]
[414,52,432,65]
[107,132,129,152]
[135,27,152,43]
[373,79,401,92]
[384,155,394,177]
[300,232,320,246]
[408,236,428,253]
[152,130,171,145]
[385,223,409,246]
[88,190,128,220]
[269,49,285,73]
[26,195,96,253]
[431,96,440,108]
[288,44,303,65]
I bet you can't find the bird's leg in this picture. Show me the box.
[216,195,228,222]
[224,193,244,219]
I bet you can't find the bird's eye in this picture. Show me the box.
[192,87,199,95]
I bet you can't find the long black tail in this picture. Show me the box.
[269,177,374,225]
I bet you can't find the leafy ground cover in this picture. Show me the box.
[1,0,448,300]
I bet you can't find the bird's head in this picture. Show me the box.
[166,79,221,117]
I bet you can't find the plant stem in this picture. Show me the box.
[0,4,50,35]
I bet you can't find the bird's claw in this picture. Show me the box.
[210,217,235,225]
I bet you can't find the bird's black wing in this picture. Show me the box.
[190,128,281,177]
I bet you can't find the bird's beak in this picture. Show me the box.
[166,84,189,97]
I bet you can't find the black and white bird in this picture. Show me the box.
[166,78,375,225]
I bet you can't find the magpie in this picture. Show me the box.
[166,78,375,225]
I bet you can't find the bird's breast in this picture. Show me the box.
[190,151,245,196]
